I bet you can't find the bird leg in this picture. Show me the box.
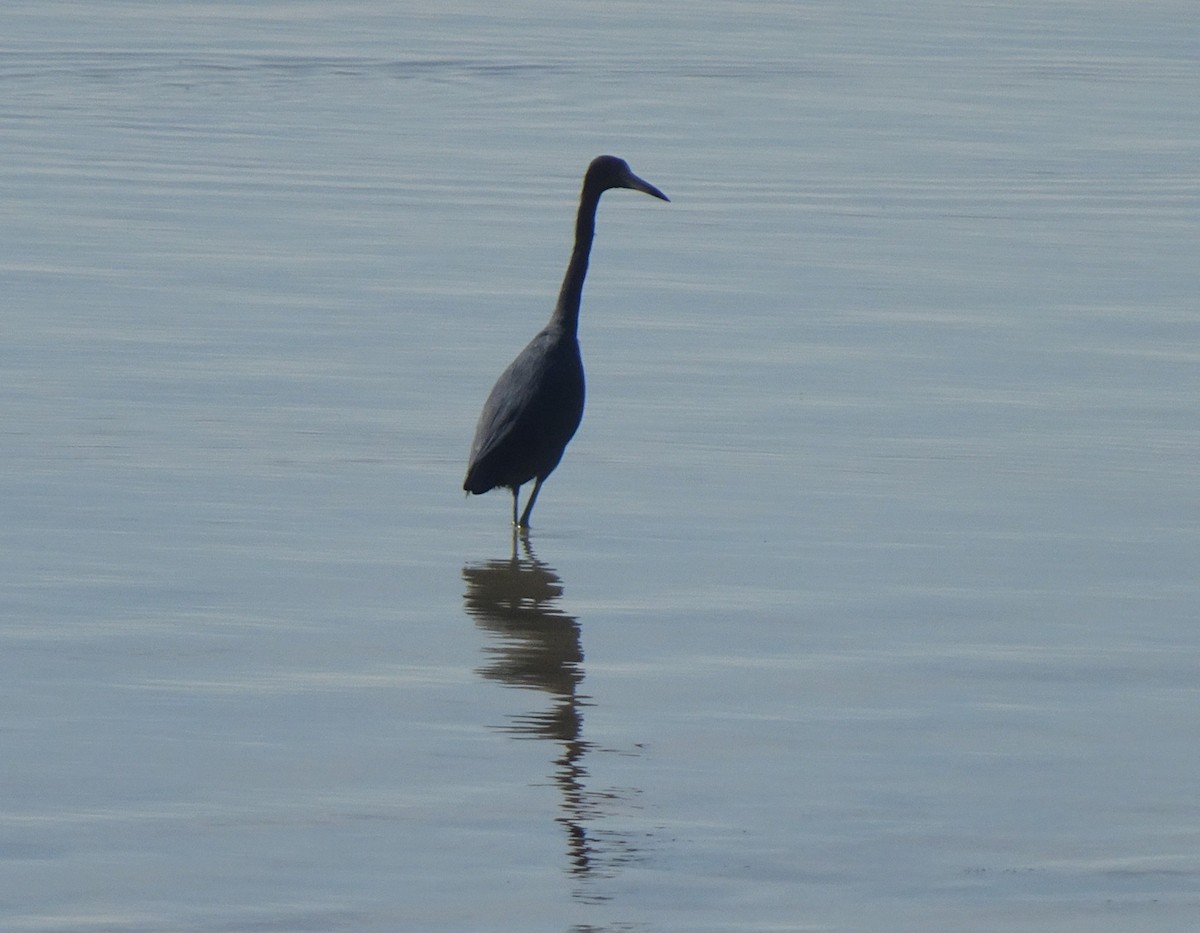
[511,487,520,527]
[517,477,544,529]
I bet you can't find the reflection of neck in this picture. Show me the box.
[550,180,602,337]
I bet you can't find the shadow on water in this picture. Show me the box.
[462,532,646,905]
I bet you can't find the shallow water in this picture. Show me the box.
[3,2,1199,930]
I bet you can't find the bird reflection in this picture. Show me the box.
[462,533,640,897]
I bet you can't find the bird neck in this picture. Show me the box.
[550,180,603,336]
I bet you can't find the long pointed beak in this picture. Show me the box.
[624,171,670,202]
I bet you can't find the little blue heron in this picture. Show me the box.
[464,155,669,528]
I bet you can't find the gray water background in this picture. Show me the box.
[3,2,1198,930]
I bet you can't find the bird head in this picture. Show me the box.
[586,155,670,202]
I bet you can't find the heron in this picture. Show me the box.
[463,155,669,528]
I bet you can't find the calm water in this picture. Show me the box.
[3,2,1198,930]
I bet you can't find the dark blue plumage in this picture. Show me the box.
[464,156,669,527]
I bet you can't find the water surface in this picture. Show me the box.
[3,2,1198,930]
